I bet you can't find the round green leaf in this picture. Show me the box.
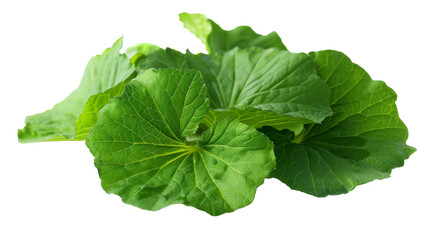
[263,51,415,197]
[86,68,275,215]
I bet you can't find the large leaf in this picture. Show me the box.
[263,50,416,197]
[18,38,136,143]
[140,47,332,132]
[179,12,287,53]
[86,68,275,216]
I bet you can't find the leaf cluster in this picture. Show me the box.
[18,12,415,215]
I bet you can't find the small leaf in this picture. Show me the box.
[86,68,275,216]
[179,12,287,53]
[18,38,136,143]
[74,80,130,140]
[263,51,416,197]
[202,108,304,135]
[125,42,161,65]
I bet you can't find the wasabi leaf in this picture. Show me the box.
[86,69,275,215]
[179,12,287,53]
[18,38,136,142]
[125,42,161,65]
[263,51,415,197]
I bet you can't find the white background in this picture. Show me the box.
[1,0,428,239]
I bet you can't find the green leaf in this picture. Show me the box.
[140,47,332,132]
[179,12,287,53]
[125,42,161,65]
[86,69,275,216]
[179,13,212,50]
[74,80,129,140]
[202,108,304,135]
[263,50,416,197]
[18,38,136,143]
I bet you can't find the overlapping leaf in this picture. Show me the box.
[179,12,287,53]
[263,50,416,197]
[125,42,161,65]
[86,68,275,215]
[140,47,332,132]
[18,38,136,142]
